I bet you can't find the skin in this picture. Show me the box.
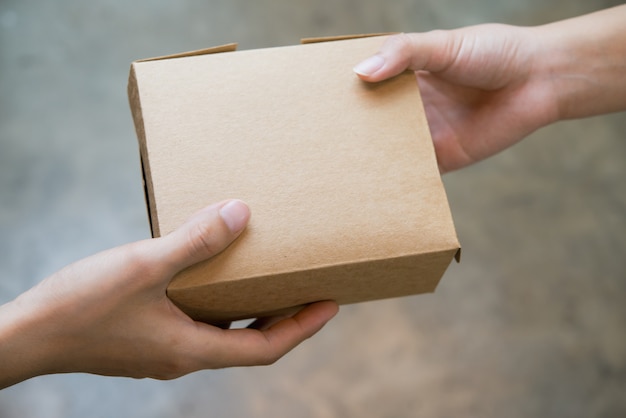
[0,200,338,388]
[354,5,626,173]
[1,5,625,390]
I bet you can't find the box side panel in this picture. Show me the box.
[140,36,459,282]
[167,248,458,322]
[128,64,160,237]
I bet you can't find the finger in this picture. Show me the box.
[203,301,339,368]
[353,31,457,82]
[247,305,305,331]
[154,199,251,274]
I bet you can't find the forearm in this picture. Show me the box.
[0,295,61,389]
[533,5,626,120]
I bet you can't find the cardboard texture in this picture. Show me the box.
[128,35,460,322]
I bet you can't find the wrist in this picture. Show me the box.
[0,292,65,388]
[531,6,626,121]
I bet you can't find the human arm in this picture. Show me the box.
[0,200,338,389]
[354,5,626,173]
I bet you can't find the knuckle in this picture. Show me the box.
[187,219,220,259]
[383,33,425,70]
[387,32,412,47]
[152,338,195,379]
[384,32,414,56]
[121,241,163,282]
[258,340,287,366]
[258,351,281,366]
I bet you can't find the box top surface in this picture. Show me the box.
[129,36,459,288]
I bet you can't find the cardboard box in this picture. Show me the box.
[128,35,460,323]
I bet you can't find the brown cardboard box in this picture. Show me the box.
[128,35,460,323]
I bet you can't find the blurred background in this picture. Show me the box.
[1,0,625,417]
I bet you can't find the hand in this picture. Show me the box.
[353,6,626,173]
[354,26,559,173]
[0,200,338,388]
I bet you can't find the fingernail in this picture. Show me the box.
[353,55,385,76]
[219,200,250,234]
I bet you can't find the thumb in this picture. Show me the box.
[155,199,251,274]
[353,31,456,82]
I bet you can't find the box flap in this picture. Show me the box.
[136,43,238,62]
[300,33,395,44]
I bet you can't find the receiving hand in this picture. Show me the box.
[0,200,338,388]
